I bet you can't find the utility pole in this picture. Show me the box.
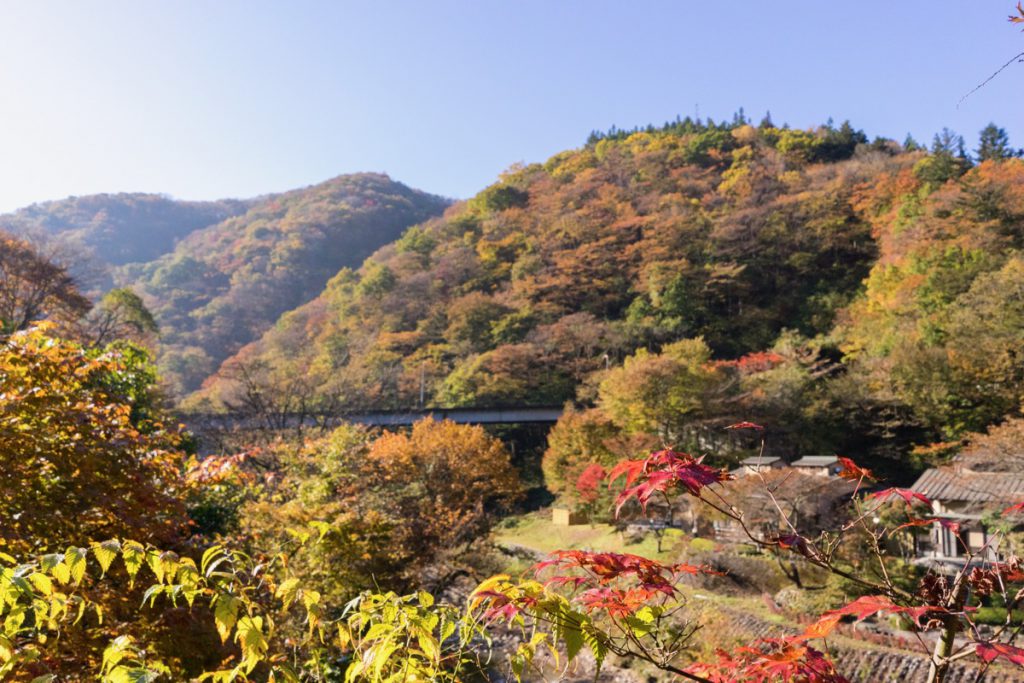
[419,364,425,409]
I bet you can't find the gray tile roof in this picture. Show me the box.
[911,467,1024,504]
[740,456,781,466]
[792,455,839,467]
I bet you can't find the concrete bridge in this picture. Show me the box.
[180,405,564,432]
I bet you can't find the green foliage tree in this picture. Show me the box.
[85,287,159,346]
[976,122,1018,161]
[598,338,728,446]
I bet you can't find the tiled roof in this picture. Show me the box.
[792,455,839,467]
[911,467,1024,504]
[740,456,781,465]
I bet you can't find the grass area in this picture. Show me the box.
[492,511,685,561]
[975,606,1024,625]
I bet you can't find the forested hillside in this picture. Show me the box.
[118,173,451,394]
[195,120,1024,477]
[0,193,253,266]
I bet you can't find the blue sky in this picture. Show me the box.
[0,1,1021,212]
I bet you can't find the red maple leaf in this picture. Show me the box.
[837,456,875,482]
[870,488,932,507]
[802,595,946,640]
[775,533,813,557]
[893,517,960,534]
[725,421,765,431]
[689,638,850,682]
[611,450,730,515]
[607,458,646,490]
[977,641,1024,666]
[802,595,897,639]
[1003,501,1024,516]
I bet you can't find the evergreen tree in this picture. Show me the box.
[976,122,1016,161]
[932,127,965,155]
[903,133,923,151]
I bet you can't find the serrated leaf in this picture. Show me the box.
[274,578,301,607]
[28,573,52,596]
[64,547,87,585]
[213,595,240,643]
[91,540,120,575]
[417,632,439,662]
[121,541,146,584]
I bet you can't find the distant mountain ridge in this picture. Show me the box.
[0,175,452,395]
[0,192,256,266]
[115,173,451,394]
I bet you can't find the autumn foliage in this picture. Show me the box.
[0,326,187,554]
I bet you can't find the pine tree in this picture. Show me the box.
[976,123,1016,161]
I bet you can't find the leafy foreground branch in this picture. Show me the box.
[5,434,1024,682]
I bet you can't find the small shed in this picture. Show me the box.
[736,455,785,476]
[790,455,842,477]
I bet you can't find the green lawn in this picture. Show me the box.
[492,511,685,561]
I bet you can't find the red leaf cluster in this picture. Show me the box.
[870,488,932,507]
[894,517,961,534]
[608,449,730,515]
[577,586,669,617]
[474,589,536,622]
[687,638,849,682]
[836,456,875,482]
[1003,501,1024,516]
[802,595,947,640]
[533,550,719,618]
[575,463,607,504]
[725,421,765,431]
[534,549,712,587]
[977,641,1024,667]
[713,351,785,374]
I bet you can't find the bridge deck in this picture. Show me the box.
[182,406,564,431]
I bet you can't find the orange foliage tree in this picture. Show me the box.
[0,326,188,554]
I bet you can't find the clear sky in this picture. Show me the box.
[0,1,1021,212]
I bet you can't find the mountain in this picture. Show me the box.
[0,193,254,267]
[193,119,902,412]
[118,173,451,394]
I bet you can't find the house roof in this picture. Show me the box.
[911,467,1024,505]
[792,455,839,467]
[740,456,781,466]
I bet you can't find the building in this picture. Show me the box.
[910,465,1024,564]
[790,455,842,477]
[735,455,785,476]
[713,467,855,543]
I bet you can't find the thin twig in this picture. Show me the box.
[958,51,1024,107]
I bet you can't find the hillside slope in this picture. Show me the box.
[0,193,253,267]
[195,120,901,412]
[119,173,450,394]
